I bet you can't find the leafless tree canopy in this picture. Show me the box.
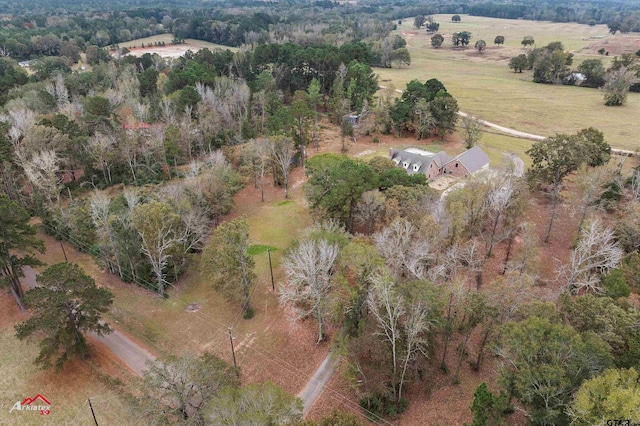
[559,219,623,294]
[279,238,339,342]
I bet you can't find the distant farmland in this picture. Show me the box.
[379,15,640,151]
[113,34,238,58]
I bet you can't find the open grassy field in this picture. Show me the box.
[113,34,238,58]
[0,296,139,425]
[378,15,640,151]
[115,33,237,51]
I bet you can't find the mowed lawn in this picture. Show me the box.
[379,15,640,151]
[0,297,140,425]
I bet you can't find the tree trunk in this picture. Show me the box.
[474,324,492,371]
[475,270,483,290]
[486,211,502,258]
[1,165,15,200]
[128,161,137,184]
[502,234,514,275]
[544,188,560,243]
[152,261,164,295]
[284,175,289,199]
[577,207,588,235]
[9,281,26,312]
[67,304,86,358]
[440,292,454,371]
[453,328,471,383]
[316,304,324,343]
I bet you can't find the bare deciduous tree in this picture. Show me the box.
[458,239,485,289]
[54,73,69,110]
[8,106,36,147]
[279,238,339,343]
[132,201,182,295]
[367,271,403,399]
[630,167,640,202]
[179,206,210,254]
[271,137,295,199]
[485,176,518,258]
[506,221,539,275]
[87,133,116,184]
[570,165,610,232]
[161,98,176,125]
[89,191,119,275]
[141,353,238,425]
[559,219,623,294]
[440,279,465,371]
[20,149,63,211]
[246,138,273,202]
[398,297,434,400]
[374,218,437,281]
[120,131,139,183]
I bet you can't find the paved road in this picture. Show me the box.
[297,350,340,416]
[22,266,156,376]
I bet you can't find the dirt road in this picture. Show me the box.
[297,350,341,416]
[22,266,156,376]
[22,264,338,400]
[378,85,637,157]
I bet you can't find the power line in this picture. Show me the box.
[37,221,394,425]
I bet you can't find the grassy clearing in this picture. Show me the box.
[380,15,640,151]
[247,244,279,256]
[115,34,174,48]
[116,33,238,52]
[66,181,323,395]
[418,14,609,51]
[479,132,534,168]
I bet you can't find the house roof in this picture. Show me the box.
[390,148,452,175]
[450,146,490,173]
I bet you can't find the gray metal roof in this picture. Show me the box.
[451,146,490,173]
[390,146,489,176]
[390,148,455,175]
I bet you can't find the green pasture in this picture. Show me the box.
[380,15,640,151]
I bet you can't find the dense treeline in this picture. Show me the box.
[469,0,640,33]
[508,40,640,106]
[4,0,640,64]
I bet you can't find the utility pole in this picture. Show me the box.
[267,248,275,291]
[228,327,237,371]
[88,398,98,426]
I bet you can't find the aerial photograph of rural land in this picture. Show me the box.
[2,0,640,424]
